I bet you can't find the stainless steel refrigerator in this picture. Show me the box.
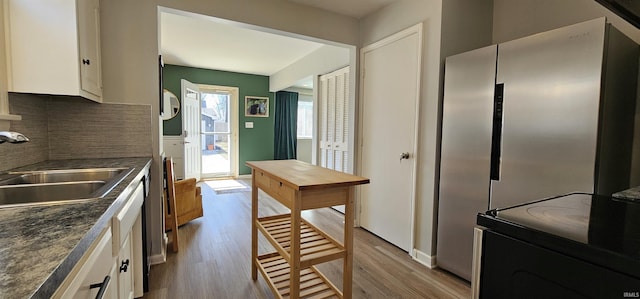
[436,17,638,281]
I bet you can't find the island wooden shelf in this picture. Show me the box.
[247,160,370,299]
[257,253,341,299]
[257,214,345,269]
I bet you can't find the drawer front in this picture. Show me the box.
[255,170,271,189]
[269,179,296,207]
[55,229,114,299]
[270,178,294,204]
[113,182,144,251]
[255,171,295,206]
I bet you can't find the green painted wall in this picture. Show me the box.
[163,64,274,175]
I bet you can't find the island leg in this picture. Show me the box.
[343,187,354,299]
[251,169,258,280]
[289,191,302,298]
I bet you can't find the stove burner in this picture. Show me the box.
[496,195,592,243]
[525,205,589,228]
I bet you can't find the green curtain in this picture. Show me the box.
[274,91,298,160]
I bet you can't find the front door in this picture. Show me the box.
[181,79,201,181]
[200,85,239,178]
[359,24,422,252]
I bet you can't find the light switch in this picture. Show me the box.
[245,122,254,129]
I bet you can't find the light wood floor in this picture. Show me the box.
[144,182,470,299]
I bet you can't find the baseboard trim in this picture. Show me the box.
[412,249,436,269]
[149,234,168,265]
[238,174,251,179]
[148,252,166,265]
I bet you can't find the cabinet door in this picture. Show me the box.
[6,0,80,95]
[318,66,350,173]
[118,233,134,299]
[55,229,115,299]
[76,0,102,98]
[6,0,102,102]
[480,230,640,298]
[103,262,118,299]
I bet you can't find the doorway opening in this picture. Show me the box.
[199,84,239,179]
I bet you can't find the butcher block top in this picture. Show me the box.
[245,160,369,190]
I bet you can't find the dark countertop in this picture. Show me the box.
[477,192,640,280]
[0,157,152,299]
[614,185,640,201]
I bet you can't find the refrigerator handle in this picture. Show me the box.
[490,83,504,181]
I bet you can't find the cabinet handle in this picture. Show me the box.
[119,259,130,273]
[82,59,91,65]
[89,275,111,299]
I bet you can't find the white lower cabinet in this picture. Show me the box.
[54,177,145,298]
[54,229,117,299]
[113,181,145,299]
[162,136,184,180]
[117,233,134,299]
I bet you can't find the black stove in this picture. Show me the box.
[476,192,640,298]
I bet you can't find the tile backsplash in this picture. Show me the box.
[0,93,49,171]
[0,93,152,172]
[47,97,152,160]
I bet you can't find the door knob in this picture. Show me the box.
[400,152,410,161]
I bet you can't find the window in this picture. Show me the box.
[297,100,313,138]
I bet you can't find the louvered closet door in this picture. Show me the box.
[319,66,350,173]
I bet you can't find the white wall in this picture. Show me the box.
[359,0,494,262]
[100,0,164,261]
[157,0,359,45]
[360,0,443,262]
[270,45,350,92]
[296,92,313,163]
[441,0,494,58]
[297,138,312,163]
[100,0,360,261]
[493,0,640,193]
[493,0,640,44]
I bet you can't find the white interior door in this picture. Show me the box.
[182,79,201,181]
[359,24,422,252]
[318,66,351,213]
[319,66,350,173]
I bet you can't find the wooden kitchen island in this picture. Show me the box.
[247,160,370,299]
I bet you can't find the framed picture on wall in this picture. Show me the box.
[245,96,269,117]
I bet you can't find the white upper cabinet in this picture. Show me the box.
[5,0,102,102]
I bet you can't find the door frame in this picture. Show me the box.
[181,79,201,181]
[198,84,240,179]
[356,23,422,253]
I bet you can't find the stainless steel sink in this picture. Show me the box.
[0,168,133,208]
[0,182,106,206]
[0,168,129,185]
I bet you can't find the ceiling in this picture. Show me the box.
[288,0,397,19]
[160,12,324,77]
[160,1,396,89]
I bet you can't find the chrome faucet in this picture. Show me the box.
[0,131,29,144]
